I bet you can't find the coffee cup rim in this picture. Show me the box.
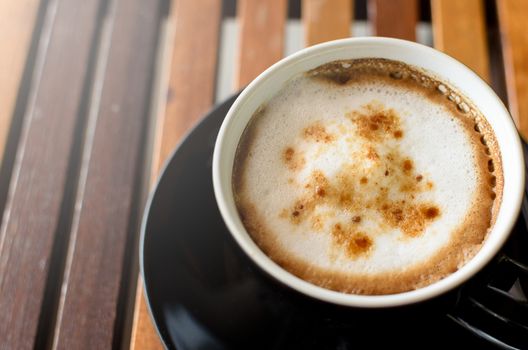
[212,37,525,308]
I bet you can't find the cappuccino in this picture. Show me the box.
[233,58,502,295]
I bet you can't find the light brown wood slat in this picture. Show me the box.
[130,0,222,349]
[497,0,528,139]
[156,0,222,168]
[130,284,164,350]
[0,0,105,348]
[235,0,287,88]
[431,0,490,82]
[51,0,163,348]
[302,0,353,46]
[0,0,40,163]
[368,0,418,40]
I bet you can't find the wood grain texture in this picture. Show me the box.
[130,0,221,349]
[130,284,164,350]
[235,0,287,88]
[0,0,104,348]
[0,0,40,163]
[497,0,528,139]
[156,0,221,170]
[431,0,490,82]
[302,0,353,46]
[369,0,417,40]
[51,0,163,348]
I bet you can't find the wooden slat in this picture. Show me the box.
[130,0,222,349]
[0,0,40,163]
[497,0,528,139]
[51,0,163,348]
[130,285,164,350]
[302,0,353,46]
[0,0,105,348]
[369,0,417,40]
[156,0,222,168]
[235,0,287,88]
[431,0,490,82]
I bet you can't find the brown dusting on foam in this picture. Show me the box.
[282,146,305,171]
[277,103,442,255]
[366,147,379,160]
[402,159,413,173]
[233,58,504,295]
[303,122,335,143]
[380,202,441,238]
[332,224,373,258]
[348,103,402,141]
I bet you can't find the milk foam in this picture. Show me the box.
[234,60,499,293]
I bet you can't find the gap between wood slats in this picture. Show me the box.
[485,0,508,104]
[0,0,106,347]
[147,4,176,190]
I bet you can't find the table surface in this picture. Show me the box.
[0,0,527,349]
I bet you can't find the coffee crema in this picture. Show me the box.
[233,58,503,295]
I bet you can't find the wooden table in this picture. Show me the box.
[0,0,527,348]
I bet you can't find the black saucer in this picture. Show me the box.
[141,94,528,350]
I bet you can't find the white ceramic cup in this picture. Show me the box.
[212,37,525,308]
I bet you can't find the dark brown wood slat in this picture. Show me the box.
[130,0,222,348]
[497,0,528,139]
[51,0,163,349]
[369,0,418,40]
[0,0,105,348]
[302,0,353,46]
[431,0,490,82]
[235,0,287,88]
